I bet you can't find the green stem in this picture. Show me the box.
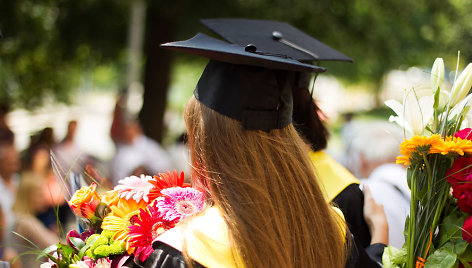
[407,167,418,268]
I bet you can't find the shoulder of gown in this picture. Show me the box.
[333,183,372,248]
[144,241,205,268]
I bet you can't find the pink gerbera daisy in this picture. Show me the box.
[156,187,205,222]
[115,175,154,203]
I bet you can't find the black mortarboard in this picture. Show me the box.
[201,18,352,63]
[161,33,326,132]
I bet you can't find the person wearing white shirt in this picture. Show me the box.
[347,120,410,248]
[110,118,173,186]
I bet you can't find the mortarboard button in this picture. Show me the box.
[245,44,257,53]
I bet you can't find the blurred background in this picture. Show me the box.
[2,1,472,265]
[1,0,471,167]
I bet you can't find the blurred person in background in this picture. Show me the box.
[12,173,59,267]
[0,139,20,234]
[28,146,68,234]
[22,128,68,233]
[0,103,14,144]
[347,120,409,248]
[0,205,21,268]
[110,92,127,146]
[53,120,82,175]
[166,133,191,183]
[110,115,173,185]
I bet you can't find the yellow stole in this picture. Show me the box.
[309,151,359,201]
[157,206,242,268]
[157,206,346,268]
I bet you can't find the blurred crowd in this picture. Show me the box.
[0,100,190,267]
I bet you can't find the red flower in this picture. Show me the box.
[147,170,190,201]
[456,185,472,214]
[446,156,472,213]
[463,215,472,243]
[455,128,472,140]
[128,202,175,261]
[446,157,472,188]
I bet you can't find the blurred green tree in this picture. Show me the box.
[0,0,130,107]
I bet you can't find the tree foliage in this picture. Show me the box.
[0,0,130,107]
[2,0,472,139]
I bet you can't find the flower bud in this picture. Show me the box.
[431,58,444,94]
[450,63,472,107]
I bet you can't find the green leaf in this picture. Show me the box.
[454,239,469,256]
[383,245,407,268]
[425,249,457,268]
[69,237,86,250]
[439,212,466,247]
[40,244,58,256]
[433,86,440,110]
[459,245,472,262]
[58,243,76,257]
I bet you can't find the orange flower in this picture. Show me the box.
[397,135,472,166]
[396,156,411,166]
[147,170,190,201]
[101,198,147,254]
[431,136,472,156]
[68,183,101,219]
[100,189,120,207]
[397,135,444,166]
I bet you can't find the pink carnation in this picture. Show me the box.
[156,187,205,222]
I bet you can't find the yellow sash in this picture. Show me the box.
[309,151,359,201]
[157,205,347,268]
[157,206,242,268]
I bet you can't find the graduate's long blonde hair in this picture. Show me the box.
[184,96,348,268]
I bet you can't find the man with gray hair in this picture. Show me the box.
[347,120,410,248]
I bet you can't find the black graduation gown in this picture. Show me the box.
[144,238,385,268]
[333,183,372,248]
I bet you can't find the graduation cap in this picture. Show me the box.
[201,18,352,63]
[161,33,326,132]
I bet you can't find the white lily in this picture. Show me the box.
[437,89,450,111]
[451,93,472,129]
[431,58,444,94]
[385,90,434,136]
[449,63,472,108]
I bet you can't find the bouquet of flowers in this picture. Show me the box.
[39,170,205,268]
[383,56,472,268]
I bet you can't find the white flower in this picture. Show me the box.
[385,90,434,136]
[94,258,112,268]
[114,174,154,203]
[449,63,472,107]
[431,58,445,94]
